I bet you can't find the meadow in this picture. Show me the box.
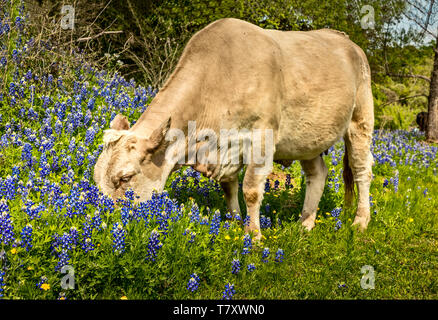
[0,1,437,300]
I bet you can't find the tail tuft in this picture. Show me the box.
[343,144,355,207]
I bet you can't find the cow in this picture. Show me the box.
[416,111,428,132]
[94,18,374,240]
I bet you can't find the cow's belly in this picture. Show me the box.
[274,131,343,160]
[274,102,353,160]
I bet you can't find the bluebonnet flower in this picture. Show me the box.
[0,56,6,68]
[187,273,200,292]
[264,179,270,192]
[0,213,14,246]
[146,230,162,262]
[222,283,236,300]
[261,248,270,263]
[39,153,51,178]
[21,143,33,168]
[24,69,32,80]
[330,208,343,231]
[111,223,126,254]
[55,119,63,136]
[22,200,46,220]
[275,249,284,263]
[392,171,399,193]
[36,276,48,290]
[56,249,70,271]
[85,127,96,146]
[21,224,33,251]
[68,137,76,153]
[247,263,256,272]
[57,292,67,300]
[330,208,342,219]
[242,234,252,255]
[81,218,95,253]
[189,203,200,224]
[15,16,24,30]
[0,270,5,298]
[156,211,170,236]
[394,174,399,192]
[260,215,272,229]
[0,200,14,246]
[209,210,221,243]
[285,174,293,189]
[231,259,241,274]
[188,231,196,244]
[87,97,95,110]
[335,219,342,231]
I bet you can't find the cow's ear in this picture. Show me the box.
[103,129,125,146]
[110,114,130,130]
[146,116,171,153]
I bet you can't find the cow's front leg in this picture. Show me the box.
[220,177,241,217]
[299,156,328,230]
[242,164,271,241]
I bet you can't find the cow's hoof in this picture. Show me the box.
[299,217,315,231]
[244,227,262,241]
[352,215,370,231]
[253,232,262,242]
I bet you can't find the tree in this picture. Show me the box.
[403,0,438,142]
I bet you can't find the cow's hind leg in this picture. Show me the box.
[344,81,374,231]
[220,177,241,217]
[299,156,328,230]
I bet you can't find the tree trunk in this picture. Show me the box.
[426,40,438,142]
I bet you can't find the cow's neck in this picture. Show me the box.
[131,93,176,138]
[131,66,199,138]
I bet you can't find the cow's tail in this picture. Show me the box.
[343,143,355,207]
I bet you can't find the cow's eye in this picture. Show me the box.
[120,175,132,184]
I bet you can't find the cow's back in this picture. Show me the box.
[265,27,369,159]
[142,18,370,162]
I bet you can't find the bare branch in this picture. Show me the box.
[386,72,431,82]
[76,30,123,42]
[404,0,438,39]
[380,94,429,107]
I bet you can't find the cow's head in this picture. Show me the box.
[93,114,171,201]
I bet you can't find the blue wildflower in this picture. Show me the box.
[187,273,200,292]
[146,230,162,262]
[275,249,284,263]
[242,234,252,255]
[222,283,236,300]
[21,224,33,251]
[0,200,14,246]
[111,223,126,254]
[262,248,270,263]
[0,270,5,298]
[231,259,241,274]
[209,210,221,243]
